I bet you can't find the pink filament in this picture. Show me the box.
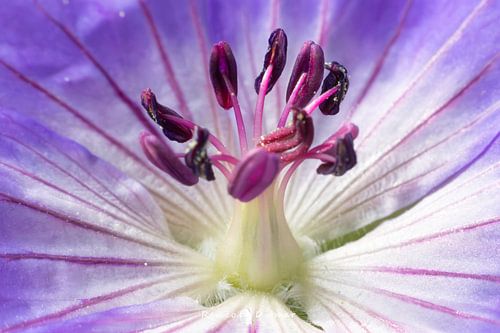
[222,75,248,154]
[277,73,307,127]
[211,154,240,165]
[164,115,230,155]
[212,159,232,180]
[253,64,274,139]
[311,123,359,153]
[304,84,339,115]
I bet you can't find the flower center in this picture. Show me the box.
[138,29,359,293]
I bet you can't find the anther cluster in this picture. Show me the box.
[139,28,358,202]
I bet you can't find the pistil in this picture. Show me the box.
[216,183,304,291]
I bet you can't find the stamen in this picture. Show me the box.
[318,62,349,115]
[253,29,288,139]
[185,127,215,181]
[314,122,359,152]
[228,149,280,202]
[285,41,325,108]
[141,89,231,154]
[211,159,232,181]
[303,84,339,115]
[211,154,240,165]
[136,27,361,296]
[254,63,274,139]
[259,125,296,145]
[139,131,198,185]
[254,28,287,94]
[140,89,193,143]
[210,41,248,154]
[259,108,314,162]
[316,133,357,176]
[278,72,307,127]
[280,109,314,162]
[209,41,238,110]
[221,73,249,154]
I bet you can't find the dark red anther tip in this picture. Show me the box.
[254,28,288,95]
[319,62,349,115]
[209,41,238,109]
[228,149,280,202]
[258,107,314,162]
[140,89,193,143]
[317,133,357,176]
[185,127,215,181]
[139,131,198,186]
[280,108,314,162]
[286,41,325,108]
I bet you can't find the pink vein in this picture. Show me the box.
[374,175,500,238]
[139,0,193,120]
[0,59,210,223]
[323,277,500,325]
[270,0,280,30]
[332,217,500,262]
[311,160,447,229]
[1,131,154,229]
[44,137,159,229]
[0,194,171,254]
[3,276,172,332]
[314,286,404,332]
[315,297,357,333]
[35,1,158,134]
[161,316,205,333]
[350,266,500,283]
[347,0,413,119]
[336,303,370,333]
[0,159,159,238]
[358,0,489,145]
[189,0,223,138]
[0,253,167,267]
[36,1,225,222]
[301,52,498,225]
[244,17,258,82]
[317,0,331,47]
[314,92,498,225]
[378,54,498,155]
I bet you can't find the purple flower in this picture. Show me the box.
[1,1,499,332]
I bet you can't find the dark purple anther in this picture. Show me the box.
[209,41,238,109]
[185,127,215,181]
[259,108,314,162]
[140,89,193,143]
[317,133,357,176]
[139,131,198,186]
[286,41,325,107]
[254,28,287,95]
[228,149,280,202]
[319,62,349,115]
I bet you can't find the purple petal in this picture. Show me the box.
[27,297,247,333]
[307,141,500,331]
[0,111,214,330]
[31,295,323,333]
[0,1,236,242]
[288,1,500,241]
[228,149,280,202]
